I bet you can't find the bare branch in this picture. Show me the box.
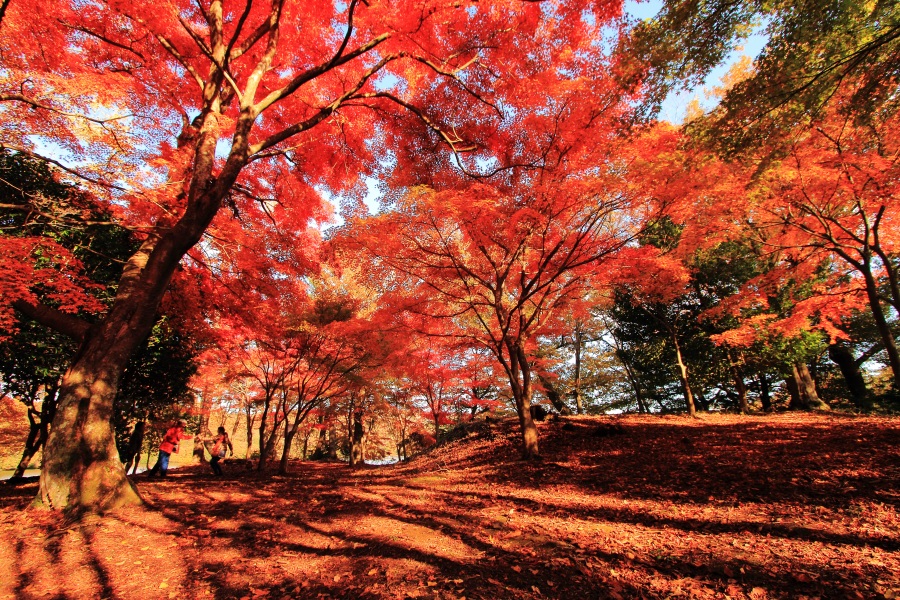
[0,94,136,125]
[0,144,130,192]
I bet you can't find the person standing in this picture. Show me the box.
[148,419,191,477]
[208,426,234,476]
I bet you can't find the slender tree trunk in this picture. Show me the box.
[573,327,584,415]
[12,386,57,481]
[672,336,696,417]
[279,429,296,474]
[349,410,364,468]
[727,350,749,414]
[537,373,572,415]
[244,405,255,460]
[12,411,44,481]
[861,268,900,387]
[507,341,540,459]
[759,372,772,411]
[828,342,871,409]
[122,420,146,474]
[432,411,441,442]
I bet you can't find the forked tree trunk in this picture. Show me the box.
[505,340,540,459]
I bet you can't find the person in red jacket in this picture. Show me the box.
[147,419,191,477]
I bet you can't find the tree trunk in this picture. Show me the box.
[727,350,749,414]
[11,385,57,481]
[788,362,830,411]
[861,268,900,387]
[39,339,144,510]
[349,411,364,467]
[12,411,44,481]
[573,327,584,415]
[672,336,696,417]
[244,404,255,460]
[279,429,296,474]
[759,372,772,411]
[497,339,541,460]
[35,127,240,509]
[122,420,146,474]
[507,341,540,459]
[828,342,871,409]
[537,372,572,415]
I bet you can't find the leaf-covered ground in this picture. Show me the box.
[1,413,898,599]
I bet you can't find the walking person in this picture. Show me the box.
[207,426,234,476]
[148,419,191,477]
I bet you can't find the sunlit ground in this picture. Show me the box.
[0,413,898,600]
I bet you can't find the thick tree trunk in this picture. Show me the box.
[35,121,239,508]
[828,343,871,409]
[39,339,144,510]
[788,362,830,411]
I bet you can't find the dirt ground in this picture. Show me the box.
[0,412,898,600]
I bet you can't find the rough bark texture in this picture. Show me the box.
[787,362,830,411]
[39,346,143,510]
[505,340,540,459]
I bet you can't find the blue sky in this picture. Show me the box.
[624,0,769,124]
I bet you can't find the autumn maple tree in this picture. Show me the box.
[353,167,637,459]
[0,0,628,509]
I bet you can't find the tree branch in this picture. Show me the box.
[12,300,91,341]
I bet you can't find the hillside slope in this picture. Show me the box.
[1,413,898,599]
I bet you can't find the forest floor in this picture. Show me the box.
[0,412,899,600]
